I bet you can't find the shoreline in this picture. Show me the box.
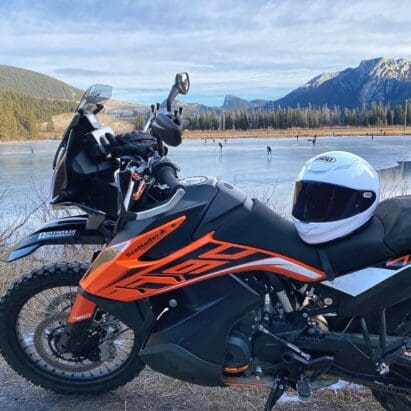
[0,126,410,144]
[184,125,410,139]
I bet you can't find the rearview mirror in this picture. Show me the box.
[166,72,190,112]
[175,72,190,95]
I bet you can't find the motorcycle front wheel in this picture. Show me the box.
[0,262,145,394]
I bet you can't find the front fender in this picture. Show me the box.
[1,215,108,263]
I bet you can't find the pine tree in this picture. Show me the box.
[225,112,234,129]
[394,105,404,125]
[210,110,219,130]
[46,117,55,132]
[24,109,38,139]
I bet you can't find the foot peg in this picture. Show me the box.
[296,376,312,401]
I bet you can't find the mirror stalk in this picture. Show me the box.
[166,85,179,112]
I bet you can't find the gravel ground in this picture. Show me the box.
[0,358,383,411]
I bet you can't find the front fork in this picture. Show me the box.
[57,293,97,355]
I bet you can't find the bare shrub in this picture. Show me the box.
[0,188,94,292]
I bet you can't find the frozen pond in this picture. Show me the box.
[0,135,410,221]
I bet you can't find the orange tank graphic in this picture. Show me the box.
[80,216,326,302]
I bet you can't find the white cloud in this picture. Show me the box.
[1,0,411,104]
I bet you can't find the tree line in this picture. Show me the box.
[185,102,411,131]
[4,92,411,141]
[0,91,77,140]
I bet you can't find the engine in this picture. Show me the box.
[223,292,302,375]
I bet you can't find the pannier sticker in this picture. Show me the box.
[38,230,76,240]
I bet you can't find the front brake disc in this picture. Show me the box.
[33,312,102,372]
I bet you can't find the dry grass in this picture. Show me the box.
[37,112,134,140]
[0,361,382,411]
[34,123,411,142]
[184,125,410,139]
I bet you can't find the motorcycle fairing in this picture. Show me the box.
[1,215,107,262]
[139,274,262,386]
[80,216,326,302]
[318,263,411,317]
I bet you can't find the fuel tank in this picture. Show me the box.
[111,176,252,258]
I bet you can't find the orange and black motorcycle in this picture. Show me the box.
[2,73,411,410]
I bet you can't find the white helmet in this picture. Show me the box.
[292,151,380,244]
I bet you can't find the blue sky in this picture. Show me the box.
[1,0,411,106]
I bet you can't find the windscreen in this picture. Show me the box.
[77,84,112,113]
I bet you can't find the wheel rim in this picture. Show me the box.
[16,284,136,380]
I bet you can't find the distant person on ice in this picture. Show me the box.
[218,142,223,152]
[267,146,272,157]
[308,135,317,145]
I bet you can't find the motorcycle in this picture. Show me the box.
[1,73,411,410]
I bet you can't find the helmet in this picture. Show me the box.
[292,151,380,244]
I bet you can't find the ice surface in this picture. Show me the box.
[1,136,410,218]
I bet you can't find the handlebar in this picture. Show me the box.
[155,164,185,194]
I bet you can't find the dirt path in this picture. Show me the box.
[0,359,383,411]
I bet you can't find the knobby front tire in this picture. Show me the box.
[0,262,145,394]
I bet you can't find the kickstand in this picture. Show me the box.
[263,378,286,411]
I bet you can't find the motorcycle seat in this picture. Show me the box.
[215,196,411,276]
[374,196,411,256]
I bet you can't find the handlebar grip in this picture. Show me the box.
[181,118,191,130]
[156,165,185,193]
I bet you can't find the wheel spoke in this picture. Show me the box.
[16,283,135,381]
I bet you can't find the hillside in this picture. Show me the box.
[160,98,214,114]
[263,57,411,109]
[0,65,82,100]
[222,95,268,110]
[4,58,411,115]
[0,90,78,140]
[3,59,411,140]
[215,58,411,111]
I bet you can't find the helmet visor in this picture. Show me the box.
[292,181,376,223]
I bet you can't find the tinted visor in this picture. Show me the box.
[292,181,376,222]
